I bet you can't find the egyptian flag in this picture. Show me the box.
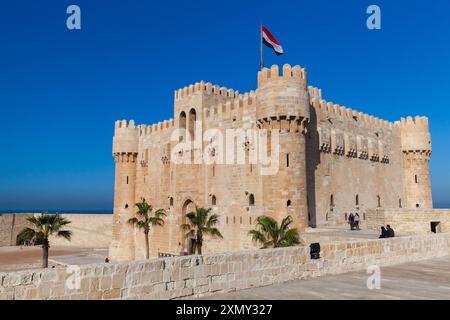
[262,25,284,56]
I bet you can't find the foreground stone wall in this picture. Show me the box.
[0,214,32,246]
[1,233,449,300]
[366,208,450,235]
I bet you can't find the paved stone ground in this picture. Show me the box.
[204,256,450,300]
[0,246,108,271]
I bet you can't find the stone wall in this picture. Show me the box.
[49,214,112,248]
[1,232,449,300]
[0,214,32,246]
[0,213,112,248]
[366,208,450,235]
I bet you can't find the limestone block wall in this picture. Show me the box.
[1,233,449,300]
[0,213,111,248]
[0,214,32,246]
[48,214,112,248]
[366,208,450,235]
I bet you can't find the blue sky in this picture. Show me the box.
[0,0,449,211]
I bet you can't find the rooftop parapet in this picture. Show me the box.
[311,97,394,129]
[308,86,322,100]
[113,120,139,155]
[257,64,306,87]
[139,118,176,136]
[174,81,239,101]
[203,90,257,122]
[397,116,431,153]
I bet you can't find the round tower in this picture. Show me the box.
[109,120,139,261]
[400,116,433,209]
[256,64,310,231]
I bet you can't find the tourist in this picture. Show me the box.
[354,213,360,230]
[379,226,388,238]
[386,225,395,238]
[348,213,355,230]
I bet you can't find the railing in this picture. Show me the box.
[157,251,179,258]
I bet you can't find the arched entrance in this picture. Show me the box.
[180,199,196,254]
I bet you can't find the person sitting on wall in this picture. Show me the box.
[379,226,388,239]
[354,213,360,230]
[348,213,355,231]
[386,225,395,238]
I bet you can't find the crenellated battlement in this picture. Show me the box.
[311,97,394,129]
[138,118,176,137]
[308,86,322,100]
[397,116,431,154]
[396,116,429,129]
[257,64,306,87]
[113,120,139,156]
[114,119,136,131]
[174,81,240,101]
[204,91,257,121]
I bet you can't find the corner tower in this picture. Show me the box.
[400,116,433,209]
[109,120,139,261]
[256,64,310,231]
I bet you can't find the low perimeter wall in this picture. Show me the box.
[0,213,112,248]
[48,214,112,248]
[366,209,450,235]
[0,214,32,246]
[1,233,449,300]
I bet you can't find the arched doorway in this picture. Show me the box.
[181,199,196,254]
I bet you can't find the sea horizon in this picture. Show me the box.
[0,210,112,214]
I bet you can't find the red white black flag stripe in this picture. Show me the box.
[262,25,284,56]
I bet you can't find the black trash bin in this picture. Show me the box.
[310,243,320,259]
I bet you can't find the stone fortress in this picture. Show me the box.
[109,64,435,261]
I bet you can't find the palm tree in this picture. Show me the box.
[17,214,72,268]
[128,200,166,259]
[249,215,302,249]
[181,207,223,255]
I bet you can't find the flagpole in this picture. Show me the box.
[260,23,264,70]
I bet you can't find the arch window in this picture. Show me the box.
[189,108,196,140]
[179,111,187,142]
[211,195,217,206]
[249,194,255,206]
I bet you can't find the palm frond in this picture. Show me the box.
[204,227,223,238]
[17,227,37,242]
[181,223,192,231]
[57,230,72,241]
[248,229,267,246]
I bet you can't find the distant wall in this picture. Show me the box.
[0,213,112,248]
[49,214,112,248]
[0,214,32,246]
[1,232,449,300]
[366,208,450,235]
